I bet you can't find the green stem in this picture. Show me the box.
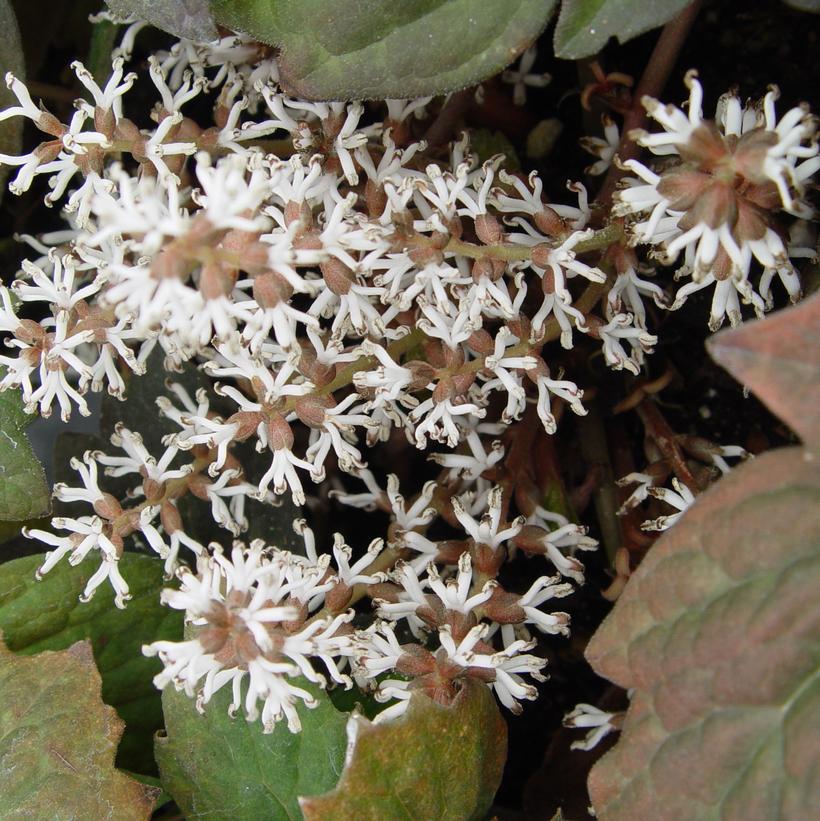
[443,222,623,263]
[444,237,533,262]
[572,222,624,253]
[315,328,425,398]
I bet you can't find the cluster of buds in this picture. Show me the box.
[0,14,815,733]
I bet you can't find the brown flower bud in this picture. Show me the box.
[475,213,503,245]
[226,410,264,442]
[252,271,294,308]
[364,178,387,217]
[467,328,495,355]
[294,394,335,429]
[531,243,555,271]
[534,206,567,237]
[320,257,355,295]
[93,492,123,521]
[267,413,295,451]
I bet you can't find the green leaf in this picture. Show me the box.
[0,379,50,522]
[300,679,508,821]
[0,0,24,202]
[553,0,692,59]
[585,300,820,819]
[211,0,557,100]
[782,0,820,11]
[156,678,348,820]
[0,639,155,819]
[105,0,217,40]
[0,553,183,774]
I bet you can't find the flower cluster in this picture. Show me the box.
[0,16,815,734]
[614,70,818,329]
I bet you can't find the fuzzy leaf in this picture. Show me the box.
[553,0,692,59]
[0,553,183,774]
[156,678,348,820]
[211,0,557,100]
[105,0,217,40]
[585,298,820,818]
[586,447,820,818]
[0,0,23,201]
[0,379,50,522]
[0,639,155,819]
[300,679,508,821]
[707,293,820,455]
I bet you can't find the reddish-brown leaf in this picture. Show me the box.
[585,448,820,820]
[707,291,820,454]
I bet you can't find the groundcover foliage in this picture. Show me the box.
[0,0,817,818]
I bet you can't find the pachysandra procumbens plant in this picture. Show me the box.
[0,11,816,749]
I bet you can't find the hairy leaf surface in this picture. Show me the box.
[300,680,508,821]
[0,553,183,773]
[586,297,820,819]
[0,639,154,819]
[156,680,348,820]
[105,0,216,40]
[0,374,50,522]
[553,0,692,59]
[211,0,557,99]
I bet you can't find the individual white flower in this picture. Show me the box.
[642,478,696,531]
[409,394,486,450]
[452,485,524,551]
[580,115,620,176]
[25,516,131,608]
[426,552,495,615]
[429,430,504,483]
[564,703,624,750]
[514,574,573,636]
[501,47,551,106]
[594,312,657,375]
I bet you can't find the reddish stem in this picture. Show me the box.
[635,398,702,494]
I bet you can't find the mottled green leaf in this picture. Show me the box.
[0,0,24,201]
[553,0,693,59]
[0,553,183,774]
[105,0,217,40]
[211,0,557,100]
[0,639,155,819]
[0,379,50,522]
[156,679,348,820]
[300,679,508,821]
